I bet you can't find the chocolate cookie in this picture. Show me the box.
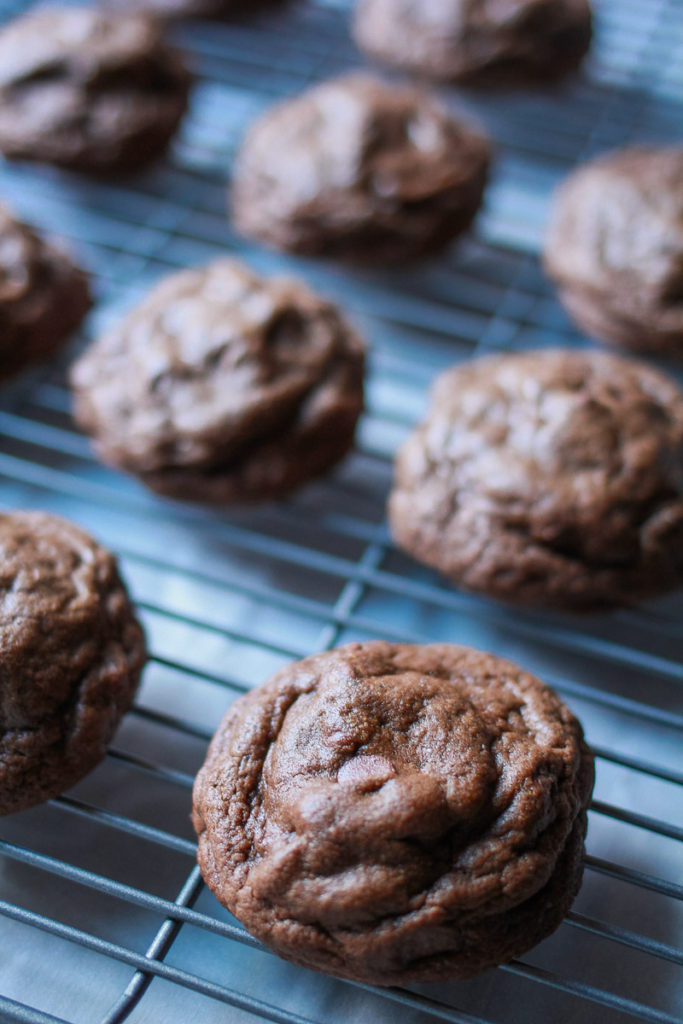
[0,8,191,175]
[353,0,592,85]
[70,259,365,502]
[0,511,146,816]
[389,349,683,609]
[544,147,683,357]
[193,641,594,984]
[230,73,491,263]
[0,204,91,382]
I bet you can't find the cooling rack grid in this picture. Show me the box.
[0,1,681,1022]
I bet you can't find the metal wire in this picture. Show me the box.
[0,1,681,1023]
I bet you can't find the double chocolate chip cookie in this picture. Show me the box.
[353,0,592,86]
[0,511,146,816]
[71,259,365,502]
[389,349,683,610]
[0,204,91,381]
[544,147,683,357]
[231,73,491,263]
[0,8,191,175]
[193,641,594,984]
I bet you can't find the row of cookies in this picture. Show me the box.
[70,266,683,611]
[1,205,682,611]
[0,231,629,988]
[0,0,588,177]
[0,166,679,609]
[3,127,682,388]
[1,4,680,355]
[1,508,593,986]
[112,0,594,86]
[231,77,683,357]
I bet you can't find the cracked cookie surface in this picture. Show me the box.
[389,349,683,609]
[71,258,365,502]
[544,147,683,357]
[192,641,594,983]
[0,7,190,174]
[353,0,592,85]
[0,511,146,816]
[231,72,491,263]
[0,204,90,381]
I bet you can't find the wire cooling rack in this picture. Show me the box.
[0,1,681,1022]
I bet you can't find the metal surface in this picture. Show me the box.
[0,1,681,1022]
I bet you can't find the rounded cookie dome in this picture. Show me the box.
[231,73,491,263]
[193,641,594,983]
[71,259,365,502]
[0,511,145,816]
[389,349,683,609]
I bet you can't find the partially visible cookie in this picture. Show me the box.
[353,0,592,85]
[0,204,91,382]
[104,0,283,18]
[544,147,683,357]
[231,73,491,263]
[193,640,594,984]
[389,349,683,609]
[71,259,365,502]
[0,8,191,175]
[0,511,146,816]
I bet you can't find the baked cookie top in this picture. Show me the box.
[193,641,593,983]
[0,7,190,173]
[544,147,683,355]
[0,203,91,380]
[71,259,365,501]
[389,349,683,608]
[231,72,491,262]
[353,0,592,85]
[0,511,146,816]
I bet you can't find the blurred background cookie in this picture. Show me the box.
[0,7,191,175]
[353,0,592,86]
[230,73,491,263]
[104,0,285,18]
[544,147,683,357]
[0,511,146,817]
[71,259,365,502]
[0,203,90,381]
[389,349,683,610]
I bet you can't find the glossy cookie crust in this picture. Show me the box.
[353,0,592,86]
[389,349,683,609]
[0,8,191,174]
[545,147,683,357]
[0,512,145,816]
[71,259,365,502]
[193,641,594,983]
[231,73,491,263]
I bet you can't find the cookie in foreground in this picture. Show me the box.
[0,7,191,175]
[353,0,592,86]
[192,641,594,984]
[71,259,365,502]
[389,348,683,609]
[0,204,90,381]
[0,511,146,816]
[544,147,683,357]
[231,72,491,263]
